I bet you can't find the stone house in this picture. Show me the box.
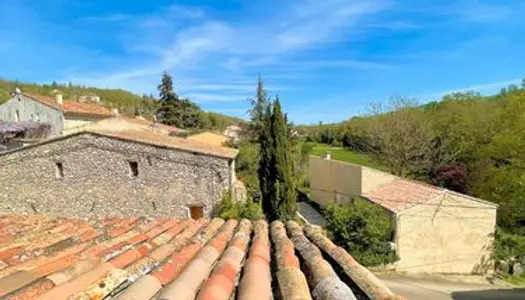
[0,91,116,135]
[310,157,498,274]
[0,129,239,219]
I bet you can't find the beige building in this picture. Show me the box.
[187,131,232,146]
[310,157,498,274]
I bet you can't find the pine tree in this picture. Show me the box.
[155,72,205,129]
[156,71,181,126]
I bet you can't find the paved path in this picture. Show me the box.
[376,273,525,300]
[297,201,326,226]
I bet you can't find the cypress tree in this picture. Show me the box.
[271,98,297,220]
[259,104,275,218]
[259,97,297,221]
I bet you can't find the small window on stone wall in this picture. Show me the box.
[55,162,64,178]
[129,161,139,177]
[189,206,204,220]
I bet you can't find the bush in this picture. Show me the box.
[493,229,525,273]
[216,192,265,220]
[323,198,397,267]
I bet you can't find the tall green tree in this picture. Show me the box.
[258,104,274,217]
[271,98,297,220]
[155,71,204,129]
[248,75,270,137]
[259,98,297,221]
[156,71,181,126]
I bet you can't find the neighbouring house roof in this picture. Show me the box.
[363,177,498,213]
[363,178,443,213]
[118,117,187,135]
[0,215,398,299]
[64,116,187,136]
[23,93,116,118]
[0,129,238,159]
[187,131,232,146]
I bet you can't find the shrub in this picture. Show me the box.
[493,229,525,272]
[216,192,265,220]
[323,198,397,267]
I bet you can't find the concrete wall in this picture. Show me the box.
[0,94,63,135]
[187,132,230,147]
[309,157,362,206]
[0,133,232,219]
[395,193,497,274]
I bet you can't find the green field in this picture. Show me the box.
[308,142,388,171]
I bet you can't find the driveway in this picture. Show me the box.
[376,273,525,300]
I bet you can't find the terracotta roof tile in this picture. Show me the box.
[0,215,395,299]
[23,93,116,117]
[363,178,444,213]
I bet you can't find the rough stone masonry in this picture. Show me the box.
[0,132,234,218]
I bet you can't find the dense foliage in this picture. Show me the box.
[0,78,242,132]
[323,198,397,267]
[216,192,264,220]
[258,99,297,221]
[300,81,525,234]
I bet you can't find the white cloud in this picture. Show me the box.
[67,0,393,103]
[425,78,522,99]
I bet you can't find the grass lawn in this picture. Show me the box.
[307,142,389,171]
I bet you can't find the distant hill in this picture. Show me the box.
[0,79,244,132]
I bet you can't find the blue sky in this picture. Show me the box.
[1,0,524,124]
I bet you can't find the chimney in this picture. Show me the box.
[111,108,119,116]
[55,93,63,105]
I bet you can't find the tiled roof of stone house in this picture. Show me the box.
[363,177,498,213]
[117,117,187,135]
[0,215,402,300]
[0,129,238,160]
[23,93,116,118]
[89,130,238,159]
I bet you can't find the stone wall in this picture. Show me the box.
[0,133,232,218]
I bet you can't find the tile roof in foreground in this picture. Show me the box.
[0,215,403,300]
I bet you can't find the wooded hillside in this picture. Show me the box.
[299,79,525,234]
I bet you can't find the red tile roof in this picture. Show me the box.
[0,215,401,300]
[363,178,444,213]
[23,93,115,117]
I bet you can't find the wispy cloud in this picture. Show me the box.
[424,78,522,99]
[66,0,393,101]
